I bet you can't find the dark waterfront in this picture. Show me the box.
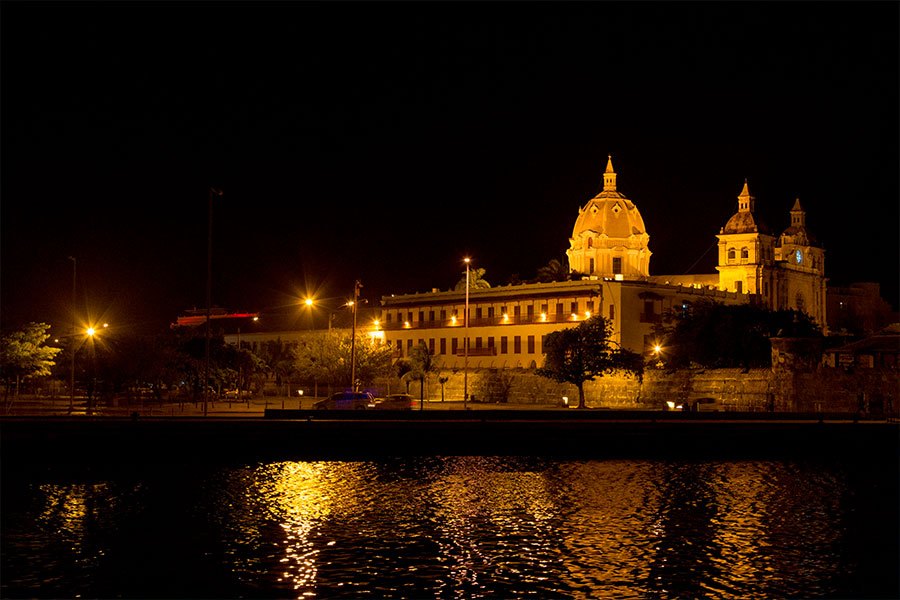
[2,452,897,599]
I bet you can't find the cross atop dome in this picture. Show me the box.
[602,155,617,191]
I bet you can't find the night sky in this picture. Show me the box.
[2,2,897,335]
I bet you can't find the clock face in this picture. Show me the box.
[795,249,803,264]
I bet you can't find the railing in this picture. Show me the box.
[456,347,496,356]
[381,313,584,331]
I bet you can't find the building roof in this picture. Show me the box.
[721,180,771,235]
[571,156,648,240]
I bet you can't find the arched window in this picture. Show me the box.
[740,247,749,260]
[587,238,593,248]
[727,248,735,261]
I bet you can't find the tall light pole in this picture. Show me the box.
[68,256,76,413]
[349,280,362,391]
[204,187,223,417]
[463,257,470,409]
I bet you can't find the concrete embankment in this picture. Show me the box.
[2,412,897,469]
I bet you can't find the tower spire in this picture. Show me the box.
[737,178,755,213]
[790,197,806,228]
[602,154,617,191]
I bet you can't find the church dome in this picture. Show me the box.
[721,180,770,235]
[566,156,652,279]
[571,158,648,239]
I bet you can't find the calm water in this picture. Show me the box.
[2,457,897,599]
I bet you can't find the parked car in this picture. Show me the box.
[314,392,376,410]
[373,393,415,410]
[224,389,254,400]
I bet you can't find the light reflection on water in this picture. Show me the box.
[2,458,895,598]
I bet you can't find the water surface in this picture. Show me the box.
[2,457,896,598]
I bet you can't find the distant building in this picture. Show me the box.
[826,282,897,335]
[381,157,830,366]
[824,324,900,369]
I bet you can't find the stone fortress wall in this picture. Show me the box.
[397,367,898,415]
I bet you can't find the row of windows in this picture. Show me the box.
[391,335,539,357]
[385,301,596,323]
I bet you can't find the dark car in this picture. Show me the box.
[313,392,375,410]
[372,393,415,410]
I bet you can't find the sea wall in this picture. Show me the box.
[399,367,898,414]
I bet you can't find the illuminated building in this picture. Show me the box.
[381,156,829,366]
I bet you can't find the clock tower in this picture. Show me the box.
[774,198,826,326]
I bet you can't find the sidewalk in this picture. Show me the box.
[2,396,567,417]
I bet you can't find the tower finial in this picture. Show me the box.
[602,155,617,191]
[737,178,755,213]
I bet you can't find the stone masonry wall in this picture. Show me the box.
[397,367,898,415]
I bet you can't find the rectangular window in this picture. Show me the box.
[589,258,595,273]
[476,307,482,319]
[407,312,413,322]
[396,341,403,358]
[587,300,594,313]
[475,337,482,349]
[526,305,533,317]
[500,306,507,315]
[609,304,615,320]
[440,338,446,355]
[541,303,548,314]
[613,257,622,274]
[398,311,404,322]
[452,338,458,355]
[428,310,435,322]
[418,339,424,348]
[440,309,446,321]
[644,301,655,315]
[407,339,413,351]
[487,306,494,318]
[556,303,564,315]
[527,335,535,354]
[570,301,578,314]
[514,336,522,354]
[500,336,508,354]
[487,337,495,351]
[386,313,392,323]
[514,306,521,317]
[428,338,435,353]
[418,311,424,323]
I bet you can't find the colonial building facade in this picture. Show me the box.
[380,157,828,367]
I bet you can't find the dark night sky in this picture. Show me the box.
[2,1,898,334]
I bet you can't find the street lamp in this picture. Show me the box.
[349,280,362,392]
[68,256,76,412]
[204,186,223,418]
[463,257,470,409]
[304,297,315,330]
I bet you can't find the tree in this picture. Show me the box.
[653,300,822,369]
[535,258,570,283]
[536,316,643,409]
[407,341,440,408]
[294,331,393,392]
[0,322,62,402]
[454,267,491,291]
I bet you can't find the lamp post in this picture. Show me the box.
[463,257,470,409]
[349,280,362,392]
[204,187,223,418]
[304,297,314,330]
[68,256,76,412]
